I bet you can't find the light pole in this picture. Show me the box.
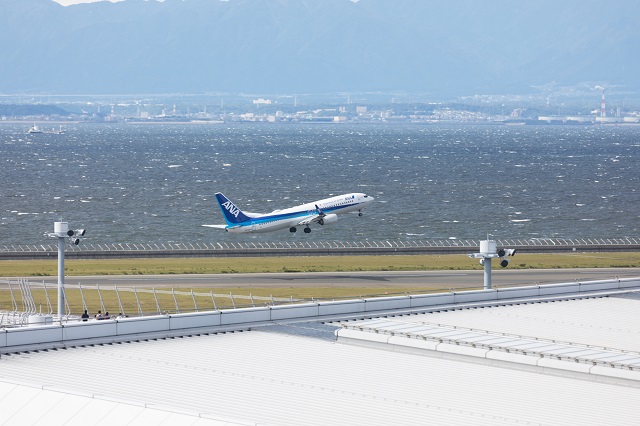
[48,222,85,319]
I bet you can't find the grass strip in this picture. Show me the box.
[2,252,640,277]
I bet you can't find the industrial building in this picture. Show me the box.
[0,277,639,425]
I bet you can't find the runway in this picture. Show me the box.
[22,268,640,291]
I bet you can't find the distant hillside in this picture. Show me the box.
[0,0,638,96]
[0,104,68,116]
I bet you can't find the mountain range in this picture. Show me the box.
[1,0,638,97]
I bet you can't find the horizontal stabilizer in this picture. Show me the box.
[202,224,227,229]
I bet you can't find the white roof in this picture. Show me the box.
[1,295,640,425]
[392,294,640,351]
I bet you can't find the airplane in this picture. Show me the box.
[204,192,374,234]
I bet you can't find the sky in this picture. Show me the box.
[8,0,638,97]
[54,0,122,5]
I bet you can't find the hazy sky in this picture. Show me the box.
[54,0,122,5]
[7,0,638,96]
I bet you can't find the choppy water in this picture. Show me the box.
[1,122,639,246]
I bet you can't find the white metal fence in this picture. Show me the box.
[2,237,640,253]
[0,278,305,326]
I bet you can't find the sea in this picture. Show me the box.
[1,122,639,247]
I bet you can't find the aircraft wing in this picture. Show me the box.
[202,224,228,229]
[296,214,322,226]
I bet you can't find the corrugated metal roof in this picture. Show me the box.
[1,311,640,426]
[337,293,640,383]
[338,317,640,370]
[375,295,640,352]
[344,297,640,352]
[0,381,228,426]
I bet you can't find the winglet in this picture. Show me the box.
[215,193,252,225]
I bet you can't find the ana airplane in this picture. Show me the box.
[204,192,374,234]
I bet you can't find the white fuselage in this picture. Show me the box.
[227,193,373,234]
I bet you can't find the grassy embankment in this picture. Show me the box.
[1,252,638,315]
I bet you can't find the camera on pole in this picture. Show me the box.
[468,240,517,289]
[47,222,87,319]
[497,248,517,267]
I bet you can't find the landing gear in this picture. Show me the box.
[290,226,312,233]
[358,210,363,217]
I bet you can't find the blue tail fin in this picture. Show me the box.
[215,193,252,225]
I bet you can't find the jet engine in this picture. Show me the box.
[319,214,338,225]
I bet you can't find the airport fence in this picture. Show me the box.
[2,237,640,258]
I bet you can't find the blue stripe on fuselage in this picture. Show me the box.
[232,201,360,228]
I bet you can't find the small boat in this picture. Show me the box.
[47,125,65,134]
[27,124,43,134]
[27,124,66,134]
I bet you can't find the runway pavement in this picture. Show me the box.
[16,268,640,291]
